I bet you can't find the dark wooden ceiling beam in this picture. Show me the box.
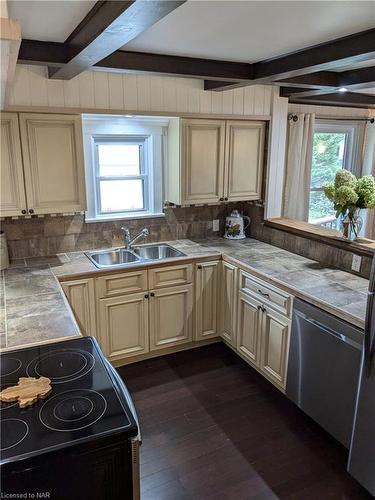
[288,91,375,109]
[204,28,375,91]
[49,0,186,80]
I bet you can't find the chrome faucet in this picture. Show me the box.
[121,227,150,250]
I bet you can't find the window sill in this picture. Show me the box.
[85,212,166,223]
[265,217,375,257]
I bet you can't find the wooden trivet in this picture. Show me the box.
[0,377,52,408]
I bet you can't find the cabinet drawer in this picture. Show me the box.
[148,264,193,289]
[97,270,148,298]
[239,270,292,316]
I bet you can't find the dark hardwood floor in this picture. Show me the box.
[117,343,371,500]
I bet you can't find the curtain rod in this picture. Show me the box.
[288,113,374,123]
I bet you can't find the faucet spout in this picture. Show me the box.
[121,227,149,250]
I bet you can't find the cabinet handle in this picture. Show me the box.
[29,209,34,214]
[258,289,270,299]
[21,209,27,215]
[144,294,149,299]
[262,306,266,313]
[150,292,155,297]
[224,197,228,201]
[219,197,224,201]
[197,265,202,269]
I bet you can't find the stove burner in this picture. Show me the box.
[26,349,95,384]
[0,419,29,451]
[39,389,107,432]
[1,357,22,378]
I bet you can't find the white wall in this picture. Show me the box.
[6,65,274,117]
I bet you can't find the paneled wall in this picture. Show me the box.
[7,65,274,116]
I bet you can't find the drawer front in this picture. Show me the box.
[97,270,148,298]
[240,270,292,316]
[148,264,193,289]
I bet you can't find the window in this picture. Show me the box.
[308,121,363,227]
[94,139,148,215]
[83,115,167,222]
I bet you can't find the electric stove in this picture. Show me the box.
[0,336,140,500]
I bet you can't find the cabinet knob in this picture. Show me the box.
[150,292,155,297]
[197,265,202,269]
[21,209,27,215]
[219,197,224,201]
[29,209,34,214]
[224,197,228,201]
[144,294,149,299]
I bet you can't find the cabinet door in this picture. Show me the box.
[237,291,262,366]
[182,119,225,204]
[0,113,27,216]
[260,306,291,389]
[220,262,237,347]
[224,121,265,201]
[195,261,220,341]
[19,113,86,215]
[149,284,193,351]
[99,292,149,359]
[61,279,96,338]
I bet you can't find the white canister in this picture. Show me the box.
[0,231,10,270]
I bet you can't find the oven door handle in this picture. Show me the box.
[104,358,141,443]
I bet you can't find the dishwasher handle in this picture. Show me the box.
[294,310,362,351]
[364,292,375,378]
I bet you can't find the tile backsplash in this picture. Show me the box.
[2,202,371,279]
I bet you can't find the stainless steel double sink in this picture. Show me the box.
[85,244,186,269]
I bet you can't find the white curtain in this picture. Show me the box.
[283,113,315,221]
[362,119,375,240]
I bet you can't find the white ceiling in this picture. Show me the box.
[124,1,375,63]
[8,1,96,42]
[8,1,375,63]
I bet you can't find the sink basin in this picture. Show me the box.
[133,244,186,260]
[86,248,140,268]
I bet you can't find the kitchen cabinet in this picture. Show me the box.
[220,261,238,347]
[195,261,220,341]
[149,284,193,351]
[237,290,262,365]
[224,121,265,201]
[19,113,86,215]
[165,118,265,205]
[260,305,291,388]
[99,292,149,360]
[61,278,97,338]
[0,113,27,216]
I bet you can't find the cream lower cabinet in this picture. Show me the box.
[236,288,291,390]
[61,278,97,338]
[260,306,291,388]
[99,292,149,360]
[149,284,193,351]
[195,261,220,341]
[220,261,238,347]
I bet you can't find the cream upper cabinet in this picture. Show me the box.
[19,113,86,215]
[224,121,265,201]
[220,261,238,347]
[165,118,265,205]
[182,119,225,204]
[237,290,263,366]
[0,113,27,216]
[260,306,291,389]
[195,261,220,341]
[149,284,193,351]
[99,292,149,360]
[61,278,96,339]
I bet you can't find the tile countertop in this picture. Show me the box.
[0,238,370,351]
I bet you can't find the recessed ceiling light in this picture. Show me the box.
[338,87,348,93]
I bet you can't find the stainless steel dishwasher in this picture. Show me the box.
[286,298,363,448]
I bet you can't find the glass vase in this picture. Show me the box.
[340,209,363,241]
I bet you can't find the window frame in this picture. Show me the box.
[308,119,365,225]
[93,136,150,216]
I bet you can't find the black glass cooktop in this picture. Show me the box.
[0,337,138,464]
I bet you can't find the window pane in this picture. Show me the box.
[98,144,140,176]
[99,179,144,212]
[309,132,347,224]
